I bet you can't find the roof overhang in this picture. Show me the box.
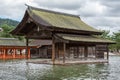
[55,34,115,44]
[10,5,102,36]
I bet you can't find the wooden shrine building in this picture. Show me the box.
[11,5,115,64]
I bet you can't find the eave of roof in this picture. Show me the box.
[30,40,52,47]
[0,38,26,46]
[56,34,115,44]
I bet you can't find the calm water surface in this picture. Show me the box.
[0,56,120,80]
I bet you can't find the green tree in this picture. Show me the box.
[99,30,116,52]
[0,24,14,37]
[110,31,120,52]
[0,24,24,40]
[100,30,110,39]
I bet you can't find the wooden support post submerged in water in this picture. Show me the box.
[63,43,66,63]
[107,45,109,60]
[20,49,22,55]
[52,37,55,64]
[26,38,29,59]
[13,49,16,58]
[84,46,88,58]
[3,48,6,59]
[28,48,30,59]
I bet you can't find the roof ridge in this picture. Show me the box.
[26,4,80,18]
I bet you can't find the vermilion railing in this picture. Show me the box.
[0,54,27,59]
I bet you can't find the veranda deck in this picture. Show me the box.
[26,58,108,65]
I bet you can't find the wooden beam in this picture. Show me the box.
[52,37,55,64]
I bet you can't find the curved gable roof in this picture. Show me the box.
[11,5,102,35]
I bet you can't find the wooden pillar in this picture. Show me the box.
[107,45,109,60]
[26,38,29,59]
[84,46,88,58]
[28,48,31,59]
[57,43,60,59]
[63,43,66,63]
[52,37,55,64]
[92,47,94,58]
[3,49,6,59]
[77,47,79,58]
[20,49,22,55]
[95,46,97,59]
[1,48,2,58]
[55,43,58,59]
[5,49,7,56]
[13,49,16,58]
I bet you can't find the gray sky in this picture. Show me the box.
[0,0,120,33]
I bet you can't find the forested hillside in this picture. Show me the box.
[0,18,19,27]
[0,18,24,40]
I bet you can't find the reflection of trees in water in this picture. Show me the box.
[25,63,110,80]
[42,64,109,80]
[1,56,120,80]
[90,64,109,80]
[25,63,53,80]
[35,65,91,80]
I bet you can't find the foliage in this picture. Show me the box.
[0,18,24,41]
[100,30,120,52]
[100,30,110,40]
[0,18,19,26]
[110,31,120,51]
[100,30,111,39]
[0,24,14,37]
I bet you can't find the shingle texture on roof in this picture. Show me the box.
[0,38,26,46]
[56,34,115,44]
[30,40,52,47]
[28,6,100,32]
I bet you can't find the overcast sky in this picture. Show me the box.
[0,0,120,34]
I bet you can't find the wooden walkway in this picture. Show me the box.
[26,59,108,65]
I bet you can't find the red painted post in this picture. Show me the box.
[3,49,6,59]
[13,49,16,58]
[28,48,30,59]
